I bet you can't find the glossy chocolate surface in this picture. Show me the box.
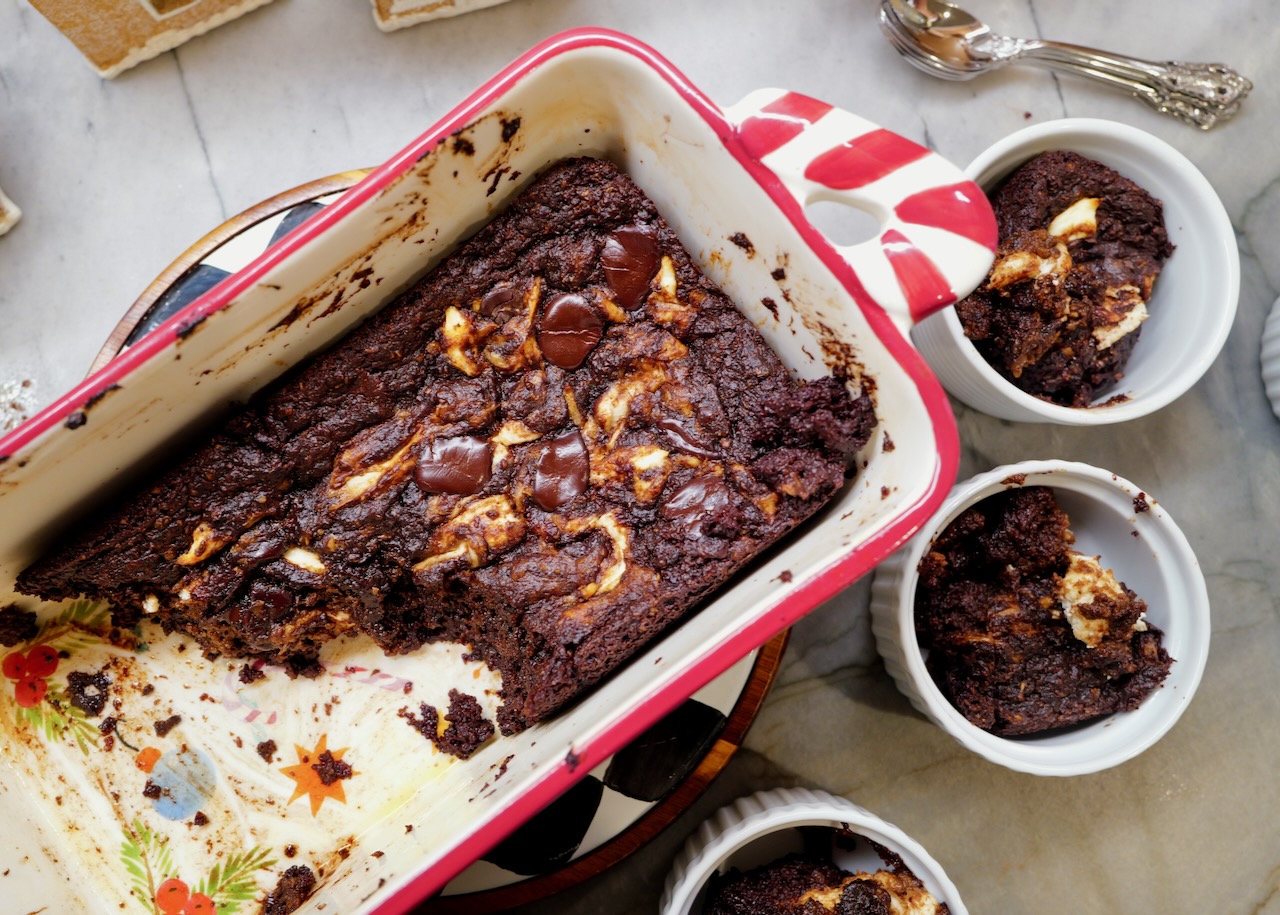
[601,225,660,310]
[532,429,590,511]
[537,293,604,369]
[414,435,493,495]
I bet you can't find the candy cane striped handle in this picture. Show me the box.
[727,89,997,334]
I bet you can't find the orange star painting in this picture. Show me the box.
[280,734,357,816]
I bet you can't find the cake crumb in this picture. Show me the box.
[67,669,111,717]
[262,865,316,915]
[0,605,37,646]
[399,689,494,759]
[311,750,353,786]
[239,663,266,684]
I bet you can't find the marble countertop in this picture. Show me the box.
[2,1,1276,912]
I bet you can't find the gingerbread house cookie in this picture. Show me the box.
[30,0,277,79]
[370,0,517,32]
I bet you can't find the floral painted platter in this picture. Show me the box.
[0,175,784,914]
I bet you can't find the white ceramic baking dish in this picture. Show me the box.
[0,29,994,915]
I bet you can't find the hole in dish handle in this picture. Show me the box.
[724,88,997,336]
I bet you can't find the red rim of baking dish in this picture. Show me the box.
[0,27,962,912]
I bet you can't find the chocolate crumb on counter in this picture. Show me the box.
[0,604,38,646]
[262,864,316,915]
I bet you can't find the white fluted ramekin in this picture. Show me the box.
[661,786,963,915]
[1261,296,1280,420]
[913,118,1238,424]
[869,460,1210,776]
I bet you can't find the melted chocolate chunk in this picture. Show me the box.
[655,415,717,459]
[661,474,731,534]
[601,225,660,310]
[533,429,589,511]
[414,435,493,495]
[537,293,604,369]
[479,280,525,320]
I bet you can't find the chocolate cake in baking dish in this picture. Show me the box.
[20,157,875,734]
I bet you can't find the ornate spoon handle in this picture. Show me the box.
[1015,41,1252,129]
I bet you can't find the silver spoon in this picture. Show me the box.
[880,0,1251,129]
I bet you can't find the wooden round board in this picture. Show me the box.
[92,172,788,911]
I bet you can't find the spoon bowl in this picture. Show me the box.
[888,0,983,38]
[879,3,985,80]
[878,0,1251,128]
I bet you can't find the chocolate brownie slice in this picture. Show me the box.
[955,150,1174,406]
[20,157,875,735]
